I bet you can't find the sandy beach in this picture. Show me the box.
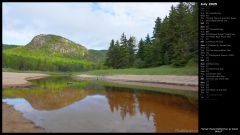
[3,72,49,88]
[2,72,48,133]
[2,103,44,133]
[76,74,198,91]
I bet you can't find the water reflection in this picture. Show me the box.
[105,87,198,132]
[3,76,198,132]
[106,88,138,120]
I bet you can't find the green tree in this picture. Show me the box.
[137,38,145,60]
[105,39,115,67]
[119,33,129,68]
[143,34,154,67]
[127,36,136,67]
[172,38,188,66]
[152,17,162,40]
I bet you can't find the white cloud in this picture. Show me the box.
[3,2,178,50]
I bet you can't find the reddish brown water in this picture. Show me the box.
[3,77,198,133]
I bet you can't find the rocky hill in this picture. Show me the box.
[3,34,107,71]
[25,34,88,57]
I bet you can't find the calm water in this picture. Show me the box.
[2,76,198,133]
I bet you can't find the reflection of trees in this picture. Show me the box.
[105,87,198,132]
[105,87,137,120]
[136,92,198,132]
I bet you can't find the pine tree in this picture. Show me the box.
[127,36,136,67]
[105,39,115,67]
[114,40,122,69]
[172,38,188,66]
[137,38,145,60]
[152,37,163,66]
[119,33,129,68]
[152,17,162,40]
[189,3,198,63]
[143,34,154,67]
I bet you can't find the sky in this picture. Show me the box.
[3,2,178,50]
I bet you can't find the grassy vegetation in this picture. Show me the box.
[3,64,197,76]
[81,65,198,75]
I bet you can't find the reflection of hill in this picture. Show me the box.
[20,89,90,110]
[105,87,198,132]
[4,87,107,111]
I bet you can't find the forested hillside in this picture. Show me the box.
[85,49,107,63]
[3,35,107,72]
[105,2,198,68]
[3,44,20,50]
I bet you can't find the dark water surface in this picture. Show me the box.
[3,76,198,132]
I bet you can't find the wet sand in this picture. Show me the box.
[76,75,198,91]
[2,72,48,133]
[2,103,44,133]
[3,72,49,88]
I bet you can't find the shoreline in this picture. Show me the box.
[2,72,48,133]
[2,103,45,133]
[76,74,198,91]
[3,72,49,88]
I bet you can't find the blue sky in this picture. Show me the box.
[3,2,178,50]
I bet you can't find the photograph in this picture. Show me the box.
[2,2,199,133]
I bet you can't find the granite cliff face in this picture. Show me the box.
[25,34,87,56]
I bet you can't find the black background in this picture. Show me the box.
[1,0,239,134]
[199,1,240,134]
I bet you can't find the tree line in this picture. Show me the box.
[3,44,107,72]
[3,52,104,72]
[105,33,136,69]
[105,2,198,68]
